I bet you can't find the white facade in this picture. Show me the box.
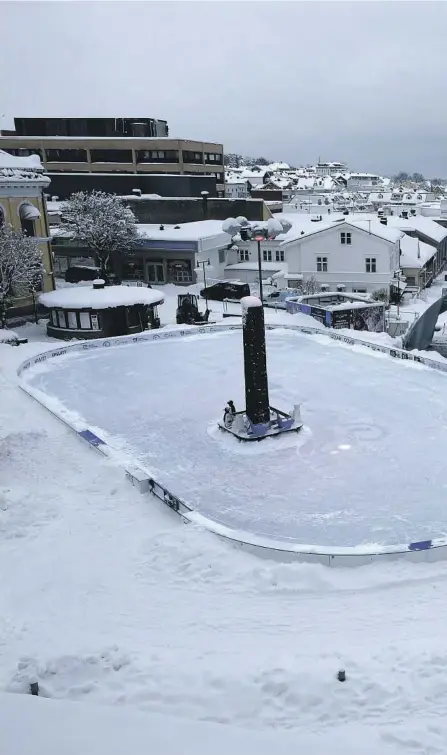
[315,161,346,176]
[346,173,381,191]
[281,221,402,294]
[224,180,249,199]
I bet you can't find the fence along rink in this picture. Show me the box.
[17,322,447,566]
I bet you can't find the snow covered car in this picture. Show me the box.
[263,290,298,309]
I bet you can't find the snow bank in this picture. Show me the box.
[39,285,164,310]
[0,693,408,755]
[0,328,18,343]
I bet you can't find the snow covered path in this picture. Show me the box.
[3,340,447,752]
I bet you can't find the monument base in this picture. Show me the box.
[218,405,303,442]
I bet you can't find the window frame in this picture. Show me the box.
[317,256,328,272]
[365,257,377,273]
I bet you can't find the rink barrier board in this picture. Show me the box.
[17,323,447,567]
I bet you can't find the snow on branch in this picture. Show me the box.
[60,191,139,275]
[0,224,44,325]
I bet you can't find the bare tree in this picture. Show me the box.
[60,191,139,279]
[0,224,44,327]
[296,275,319,295]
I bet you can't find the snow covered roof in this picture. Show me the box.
[0,149,49,185]
[279,215,404,245]
[267,162,290,171]
[136,220,230,242]
[399,235,437,268]
[0,149,44,170]
[39,284,164,310]
[119,193,162,200]
[376,215,447,243]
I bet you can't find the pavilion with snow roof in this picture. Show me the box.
[39,279,164,340]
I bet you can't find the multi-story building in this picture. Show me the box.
[222,216,404,294]
[0,117,224,198]
[315,161,347,177]
[0,149,54,318]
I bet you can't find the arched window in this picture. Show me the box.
[19,203,40,237]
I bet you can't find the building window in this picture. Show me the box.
[136,150,179,163]
[57,310,66,328]
[19,203,40,237]
[263,250,272,262]
[317,256,328,272]
[340,232,351,245]
[365,257,377,273]
[218,249,225,264]
[275,250,285,262]
[90,149,133,163]
[182,151,203,164]
[46,149,88,162]
[79,312,91,329]
[239,249,249,261]
[67,311,78,329]
[204,152,224,164]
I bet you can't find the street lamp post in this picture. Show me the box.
[197,258,210,307]
[222,216,292,308]
[255,235,264,304]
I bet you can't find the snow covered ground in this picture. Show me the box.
[4,287,447,753]
[24,327,447,548]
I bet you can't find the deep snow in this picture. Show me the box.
[25,327,447,548]
[3,317,447,753]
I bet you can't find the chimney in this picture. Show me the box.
[132,188,142,197]
[93,279,105,290]
[159,224,164,231]
[201,190,209,219]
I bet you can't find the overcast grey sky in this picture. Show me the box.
[2,1,447,175]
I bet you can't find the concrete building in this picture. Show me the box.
[1,117,224,197]
[0,149,54,318]
[51,220,232,286]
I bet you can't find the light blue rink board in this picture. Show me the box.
[23,326,447,550]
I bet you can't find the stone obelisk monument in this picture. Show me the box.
[242,295,270,428]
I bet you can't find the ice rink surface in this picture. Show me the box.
[27,329,447,547]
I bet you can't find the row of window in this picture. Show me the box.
[49,309,100,330]
[5,148,223,165]
[317,256,377,273]
[15,118,165,138]
[238,250,285,263]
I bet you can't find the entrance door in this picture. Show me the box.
[147,262,165,284]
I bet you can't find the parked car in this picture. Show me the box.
[65,266,121,285]
[263,289,299,309]
[200,281,250,302]
[65,265,102,283]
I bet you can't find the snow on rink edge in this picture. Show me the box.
[17,322,447,567]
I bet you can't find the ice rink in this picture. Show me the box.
[26,328,447,548]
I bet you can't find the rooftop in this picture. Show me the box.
[39,284,164,310]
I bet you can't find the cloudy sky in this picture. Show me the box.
[2,1,447,176]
